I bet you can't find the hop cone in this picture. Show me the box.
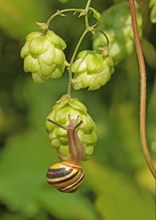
[20,30,66,83]
[93,2,143,64]
[46,95,97,161]
[71,50,114,91]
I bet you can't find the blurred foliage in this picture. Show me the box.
[150,0,156,23]
[0,0,155,220]
[93,1,143,64]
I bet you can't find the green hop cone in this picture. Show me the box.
[71,50,114,91]
[46,95,97,161]
[93,2,143,64]
[20,30,66,83]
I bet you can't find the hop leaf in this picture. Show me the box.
[46,95,97,161]
[71,50,114,91]
[20,30,66,83]
[93,2,143,64]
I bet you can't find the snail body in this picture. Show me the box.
[46,162,84,193]
[46,116,85,193]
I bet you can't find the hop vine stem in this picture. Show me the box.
[67,0,93,97]
[67,29,89,97]
[128,0,156,178]
[84,0,92,28]
[46,8,84,27]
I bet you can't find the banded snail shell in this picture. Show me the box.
[46,162,84,193]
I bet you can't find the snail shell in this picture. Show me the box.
[46,162,84,193]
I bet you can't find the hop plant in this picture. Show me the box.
[46,95,97,161]
[93,2,143,64]
[20,30,66,83]
[71,50,114,91]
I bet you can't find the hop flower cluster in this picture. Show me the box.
[72,50,114,90]
[20,30,66,83]
[46,95,97,161]
[93,2,143,64]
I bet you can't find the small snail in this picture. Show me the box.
[46,162,84,193]
[46,116,85,193]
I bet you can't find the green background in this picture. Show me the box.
[0,0,155,220]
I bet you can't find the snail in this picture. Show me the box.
[46,162,84,193]
[46,116,85,193]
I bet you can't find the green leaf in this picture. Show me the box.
[0,212,48,220]
[39,189,99,220]
[0,213,26,220]
[0,131,53,211]
[58,0,70,3]
[149,0,156,23]
[84,161,155,220]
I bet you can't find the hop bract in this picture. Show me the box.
[71,50,114,90]
[20,30,66,83]
[46,95,97,161]
[93,2,143,64]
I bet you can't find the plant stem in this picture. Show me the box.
[46,8,84,27]
[84,0,92,28]
[128,0,156,178]
[67,0,92,97]
[67,29,89,97]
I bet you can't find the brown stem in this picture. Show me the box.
[128,0,156,178]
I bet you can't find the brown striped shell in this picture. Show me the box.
[46,162,84,193]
